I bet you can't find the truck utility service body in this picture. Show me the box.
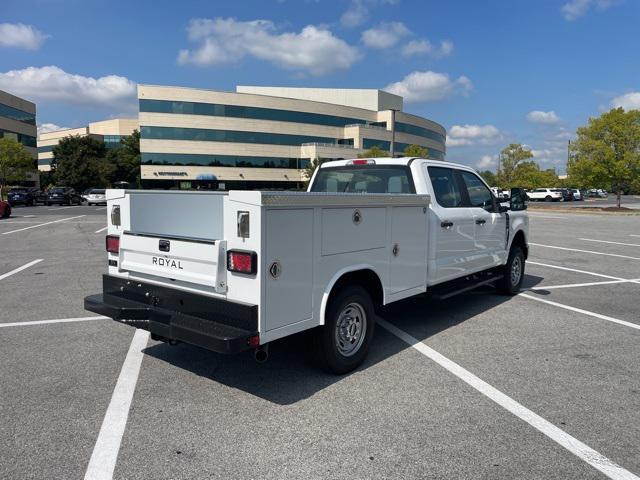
[85,158,528,373]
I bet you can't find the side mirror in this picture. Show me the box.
[510,188,528,211]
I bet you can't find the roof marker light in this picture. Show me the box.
[348,159,376,166]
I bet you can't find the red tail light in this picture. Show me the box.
[106,235,120,254]
[227,250,257,274]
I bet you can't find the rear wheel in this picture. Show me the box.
[2,205,11,218]
[497,246,525,295]
[312,285,375,374]
[545,195,552,202]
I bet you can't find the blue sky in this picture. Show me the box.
[2,0,639,172]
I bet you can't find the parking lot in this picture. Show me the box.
[1,205,639,480]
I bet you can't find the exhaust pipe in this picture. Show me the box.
[254,344,269,363]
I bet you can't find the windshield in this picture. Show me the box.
[90,189,106,194]
[310,166,414,194]
[50,188,66,193]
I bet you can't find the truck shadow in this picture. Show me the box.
[143,273,544,405]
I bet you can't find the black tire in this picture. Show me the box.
[46,202,50,206]
[497,246,525,295]
[2,205,11,218]
[312,285,376,374]
[545,195,552,202]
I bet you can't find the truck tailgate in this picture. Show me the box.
[118,232,227,290]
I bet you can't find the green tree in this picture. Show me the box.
[510,161,559,190]
[52,135,110,191]
[303,158,327,187]
[0,137,35,198]
[496,143,534,187]
[478,170,497,186]
[358,145,389,158]
[105,130,141,186]
[568,108,640,207]
[403,144,429,158]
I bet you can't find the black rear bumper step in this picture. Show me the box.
[430,269,503,300]
[84,275,258,354]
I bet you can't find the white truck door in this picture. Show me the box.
[458,170,507,269]
[424,165,476,284]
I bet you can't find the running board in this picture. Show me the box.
[430,272,503,300]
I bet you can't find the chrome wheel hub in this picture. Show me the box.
[511,256,522,286]
[335,303,367,357]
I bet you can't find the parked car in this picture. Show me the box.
[0,200,11,218]
[560,188,574,202]
[586,189,608,198]
[85,157,529,374]
[527,188,563,202]
[84,189,107,206]
[570,188,583,201]
[7,187,36,206]
[33,190,48,205]
[46,187,83,206]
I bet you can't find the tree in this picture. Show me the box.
[358,145,389,158]
[568,108,640,207]
[478,170,497,186]
[403,144,429,158]
[52,135,110,191]
[105,130,141,186]
[303,158,328,187]
[0,137,35,198]
[509,161,559,190]
[497,143,534,187]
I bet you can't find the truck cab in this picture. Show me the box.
[85,157,528,374]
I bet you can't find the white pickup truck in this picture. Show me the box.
[85,158,529,373]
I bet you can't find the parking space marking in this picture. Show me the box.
[0,316,106,328]
[530,243,640,261]
[579,238,640,248]
[84,329,149,480]
[96,207,107,211]
[23,214,35,218]
[1,215,86,235]
[95,226,108,234]
[527,260,636,282]
[0,259,43,281]
[519,293,640,331]
[527,279,636,290]
[527,214,568,219]
[378,318,639,480]
[48,206,75,211]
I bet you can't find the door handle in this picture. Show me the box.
[440,221,454,228]
[475,219,486,225]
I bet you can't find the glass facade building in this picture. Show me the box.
[138,85,447,190]
[0,89,38,186]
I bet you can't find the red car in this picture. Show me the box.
[0,200,11,218]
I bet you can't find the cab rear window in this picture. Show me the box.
[310,166,414,193]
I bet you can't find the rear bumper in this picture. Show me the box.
[85,274,259,354]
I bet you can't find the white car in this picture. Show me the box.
[84,189,107,206]
[85,158,529,373]
[527,188,563,202]
[571,189,582,201]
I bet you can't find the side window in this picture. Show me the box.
[427,166,464,208]
[460,171,494,209]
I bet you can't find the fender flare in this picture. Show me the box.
[319,264,384,326]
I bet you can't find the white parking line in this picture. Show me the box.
[527,279,636,290]
[630,234,640,238]
[519,293,640,331]
[96,207,107,211]
[527,261,640,286]
[378,319,639,480]
[1,215,86,235]
[527,214,567,219]
[579,238,640,247]
[95,226,108,234]
[23,214,35,218]
[0,316,106,328]
[0,259,43,281]
[48,206,75,211]
[84,329,149,480]
[530,242,640,261]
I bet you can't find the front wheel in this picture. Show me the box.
[545,195,552,202]
[312,285,375,374]
[497,246,525,295]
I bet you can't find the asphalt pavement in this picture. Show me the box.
[1,204,639,479]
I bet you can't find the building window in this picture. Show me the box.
[0,129,36,148]
[362,138,445,159]
[139,99,371,128]
[103,135,123,149]
[140,126,342,147]
[0,103,36,125]
[142,152,311,169]
[395,122,446,145]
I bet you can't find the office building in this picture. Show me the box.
[0,89,38,186]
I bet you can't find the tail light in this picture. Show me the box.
[227,250,257,274]
[106,235,120,254]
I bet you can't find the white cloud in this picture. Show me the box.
[526,110,560,124]
[401,39,454,58]
[531,146,566,167]
[0,23,49,50]
[477,155,497,169]
[37,123,67,136]
[341,0,369,27]
[361,21,409,49]
[561,0,622,20]
[0,66,137,107]
[384,71,472,103]
[446,124,502,147]
[611,92,640,110]
[178,18,360,75]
